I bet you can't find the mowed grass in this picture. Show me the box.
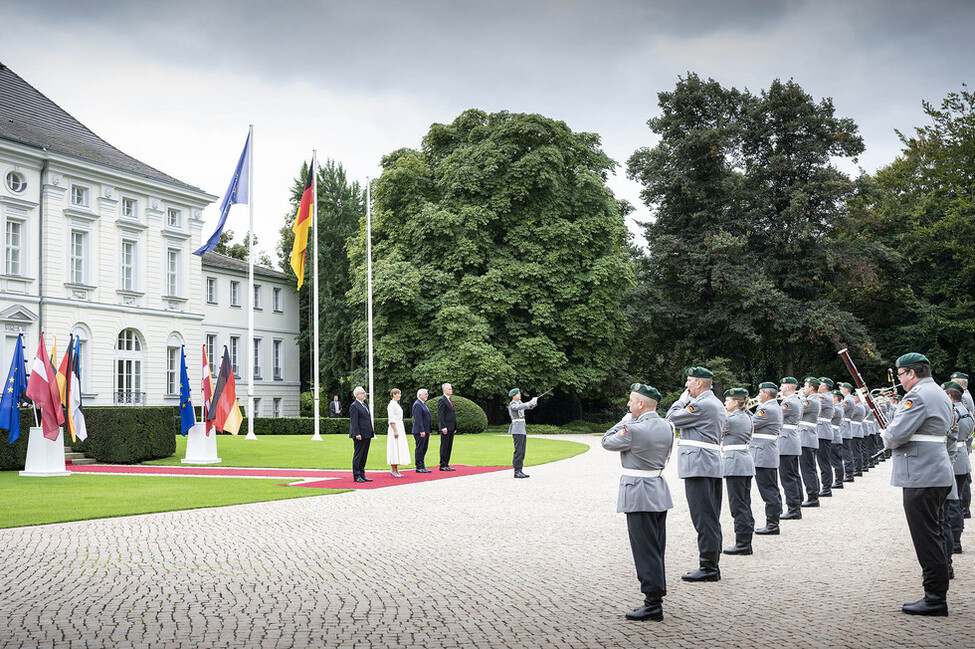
[144,433,589,469]
[0,472,341,530]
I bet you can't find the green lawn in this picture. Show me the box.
[0,473,341,530]
[144,433,589,469]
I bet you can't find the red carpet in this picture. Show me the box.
[67,464,509,489]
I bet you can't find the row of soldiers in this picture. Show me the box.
[602,361,974,622]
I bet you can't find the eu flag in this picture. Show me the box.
[0,334,28,443]
[193,130,252,256]
[179,346,195,435]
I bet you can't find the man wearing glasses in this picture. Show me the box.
[882,353,954,616]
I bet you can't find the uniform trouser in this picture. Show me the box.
[779,455,803,508]
[725,476,754,535]
[800,447,821,497]
[512,434,526,471]
[684,477,723,566]
[439,432,454,468]
[817,439,834,487]
[842,439,855,478]
[626,511,667,604]
[352,437,371,478]
[947,496,964,539]
[829,442,845,481]
[413,433,429,469]
[754,467,782,522]
[903,486,951,597]
[942,499,956,570]
[851,438,863,473]
[960,472,971,516]
[951,474,967,535]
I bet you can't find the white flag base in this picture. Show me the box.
[181,423,221,464]
[244,432,258,440]
[20,426,71,477]
[311,433,323,441]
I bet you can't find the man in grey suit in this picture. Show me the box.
[667,366,726,582]
[881,353,954,616]
[950,372,973,518]
[751,382,783,535]
[602,383,675,621]
[778,377,804,520]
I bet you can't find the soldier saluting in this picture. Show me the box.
[507,388,537,479]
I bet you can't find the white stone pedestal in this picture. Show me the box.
[181,422,221,464]
[20,426,71,477]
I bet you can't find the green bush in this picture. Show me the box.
[0,409,33,470]
[75,407,178,464]
[561,419,613,433]
[224,417,414,435]
[426,394,488,435]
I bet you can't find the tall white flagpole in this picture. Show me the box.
[311,151,322,441]
[366,176,374,422]
[245,124,257,441]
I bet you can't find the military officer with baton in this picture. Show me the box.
[507,388,538,479]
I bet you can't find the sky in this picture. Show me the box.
[1,0,972,259]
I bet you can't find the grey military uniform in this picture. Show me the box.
[799,393,820,448]
[750,399,782,468]
[602,412,675,513]
[963,390,975,454]
[840,396,856,440]
[852,402,866,437]
[667,390,726,479]
[722,409,755,477]
[882,377,954,488]
[507,399,536,435]
[830,400,844,442]
[951,402,973,476]
[817,393,835,441]
[778,394,802,455]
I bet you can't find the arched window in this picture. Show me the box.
[166,333,183,396]
[71,324,91,393]
[115,329,144,405]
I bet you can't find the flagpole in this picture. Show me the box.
[245,124,257,441]
[311,151,322,441]
[366,177,374,423]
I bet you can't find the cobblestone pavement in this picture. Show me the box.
[2,434,973,648]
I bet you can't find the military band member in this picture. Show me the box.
[722,388,755,555]
[944,382,972,554]
[602,383,676,621]
[839,383,857,481]
[830,391,847,485]
[778,377,804,520]
[881,353,954,616]
[816,377,838,494]
[507,389,538,479]
[667,366,727,582]
[751,382,783,534]
[798,377,822,507]
[851,392,867,476]
[950,372,973,518]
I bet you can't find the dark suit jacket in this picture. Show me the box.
[438,394,457,433]
[349,400,375,439]
[329,400,341,415]
[412,399,431,434]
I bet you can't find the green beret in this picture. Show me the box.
[897,352,930,367]
[685,366,714,379]
[804,377,821,386]
[630,382,661,401]
[759,381,778,390]
[951,372,968,380]
[831,389,841,396]
[727,387,749,398]
[819,377,834,387]
[508,388,521,398]
[780,377,799,385]
[723,389,732,398]
[943,381,963,391]
[839,382,855,390]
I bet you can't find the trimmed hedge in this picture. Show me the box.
[224,417,414,435]
[1,406,177,469]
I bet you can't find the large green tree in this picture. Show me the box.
[349,109,632,420]
[626,75,873,387]
[278,159,365,398]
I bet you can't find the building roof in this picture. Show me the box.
[0,62,201,191]
[201,251,290,280]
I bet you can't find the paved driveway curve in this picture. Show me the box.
[1,434,972,648]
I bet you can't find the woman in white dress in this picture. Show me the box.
[387,388,411,477]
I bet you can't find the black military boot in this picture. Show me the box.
[755,519,780,535]
[723,534,753,555]
[831,481,844,489]
[952,531,962,554]
[780,507,802,520]
[902,593,948,616]
[514,470,530,478]
[818,488,832,497]
[682,553,721,582]
[625,599,663,621]
[801,497,820,507]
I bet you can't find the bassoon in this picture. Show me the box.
[837,348,888,429]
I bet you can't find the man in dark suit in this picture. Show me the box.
[329,395,342,418]
[412,388,432,473]
[438,383,457,471]
[349,387,374,482]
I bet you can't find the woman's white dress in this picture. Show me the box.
[386,400,411,466]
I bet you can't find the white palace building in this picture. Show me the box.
[0,63,300,417]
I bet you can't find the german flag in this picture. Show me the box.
[289,163,314,289]
[207,347,242,435]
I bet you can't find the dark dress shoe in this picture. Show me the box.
[514,471,529,478]
[354,477,367,483]
[625,603,663,621]
[723,544,752,555]
[902,595,948,616]
[681,567,720,582]
[801,499,820,507]
[755,524,780,535]
[780,509,802,520]
[416,468,431,473]
[818,490,832,497]
[440,466,456,471]
[362,477,373,482]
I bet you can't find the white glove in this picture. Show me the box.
[678,389,690,404]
